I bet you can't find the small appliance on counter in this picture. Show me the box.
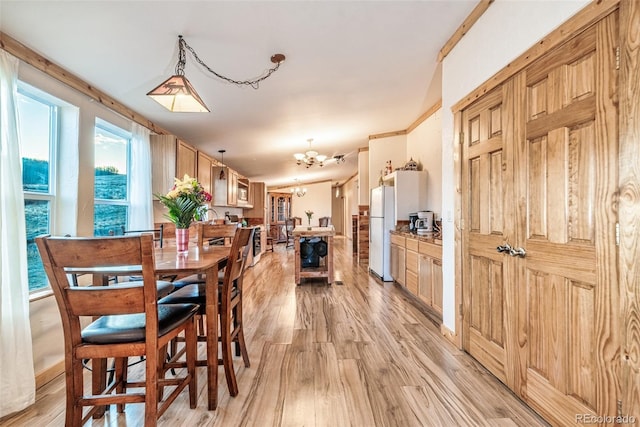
[409,213,419,234]
[415,210,434,235]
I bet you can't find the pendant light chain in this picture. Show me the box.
[178,36,283,90]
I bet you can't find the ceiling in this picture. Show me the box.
[0,1,477,188]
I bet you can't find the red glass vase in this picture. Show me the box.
[176,228,189,253]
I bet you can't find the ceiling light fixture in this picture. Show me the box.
[291,179,307,197]
[218,149,226,180]
[147,35,286,113]
[294,138,327,168]
[291,186,307,198]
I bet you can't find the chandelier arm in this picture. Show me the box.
[180,36,282,89]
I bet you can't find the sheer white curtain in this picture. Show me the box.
[128,123,153,230]
[0,51,36,417]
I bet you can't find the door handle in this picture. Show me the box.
[496,243,512,254]
[509,247,526,258]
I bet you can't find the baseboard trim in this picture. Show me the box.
[36,360,64,389]
[441,324,461,349]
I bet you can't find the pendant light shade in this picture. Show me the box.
[146,75,210,113]
[147,35,285,113]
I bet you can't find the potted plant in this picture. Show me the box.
[156,174,211,253]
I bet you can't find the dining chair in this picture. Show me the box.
[158,227,254,398]
[318,216,331,227]
[122,223,164,248]
[285,218,296,249]
[36,234,199,427]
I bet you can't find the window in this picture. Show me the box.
[18,87,58,292]
[94,120,130,236]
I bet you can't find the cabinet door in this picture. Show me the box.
[150,135,177,195]
[390,244,399,281]
[431,259,442,315]
[197,152,212,195]
[418,254,433,306]
[396,247,405,286]
[227,170,238,206]
[176,140,197,179]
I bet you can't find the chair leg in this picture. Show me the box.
[144,348,159,426]
[185,317,197,408]
[115,357,128,413]
[220,300,238,396]
[68,356,84,427]
[233,304,250,367]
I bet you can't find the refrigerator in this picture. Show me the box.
[369,186,395,281]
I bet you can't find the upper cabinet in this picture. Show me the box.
[244,182,266,220]
[237,178,252,208]
[150,135,198,221]
[196,151,213,195]
[176,140,197,180]
[212,167,238,206]
[382,170,428,222]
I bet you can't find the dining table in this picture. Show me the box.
[89,243,230,413]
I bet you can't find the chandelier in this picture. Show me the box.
[291,187,307,197]
[294,138,327,168]
[290,179,307,197]
[147,35,286,112]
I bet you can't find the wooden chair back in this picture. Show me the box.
[198,223,238,246]
[37,234,157,319]
[221,227,254,292]
[318,217,331,227]
[122,223,164,248]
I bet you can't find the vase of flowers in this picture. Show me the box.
[156,174,212,253]
[305,210,313,229]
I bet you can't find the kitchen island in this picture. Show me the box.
[292,226,335,285]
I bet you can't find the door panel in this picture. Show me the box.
[461,11,620,426]
[517,14,619,425]
[462,82,516,388]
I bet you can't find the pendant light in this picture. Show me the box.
[218,149,226,180]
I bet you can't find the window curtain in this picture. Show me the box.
[128,123,153,230]
[0,51,36,417]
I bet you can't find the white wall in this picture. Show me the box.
[357,150,369,205]
[406,109,442,220]
[368,135,407,194]
[282,181,333,226]
[440,0,589,332]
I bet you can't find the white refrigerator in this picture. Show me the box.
[369,186,395,281]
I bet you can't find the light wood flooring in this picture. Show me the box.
[3,236,548,426]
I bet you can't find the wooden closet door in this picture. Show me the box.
[461,80,519,390]
[516,13,619,425]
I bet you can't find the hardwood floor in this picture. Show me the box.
[3,236,547,426]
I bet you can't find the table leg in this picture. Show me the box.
[327,236,334,284]
[294,237,301,285]
[205,264,219,410]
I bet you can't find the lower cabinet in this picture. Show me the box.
[391,234,443,317]
[417,239,443,315]
[390,234,405,286]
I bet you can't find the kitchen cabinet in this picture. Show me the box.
[381,170,428,223]
[197,151,213,195]
[212,167,238,206]
[405,237,419,295]
[417,240,442,315]
[177,140,197,179]
[390,233,405,286]
[150,135,198,222]
[244,182,266,221]
[237,178,251,207]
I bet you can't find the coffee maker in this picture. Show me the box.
[415,211,434,235]
[408,213,419,234]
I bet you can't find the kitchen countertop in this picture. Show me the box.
[390,229,442,245]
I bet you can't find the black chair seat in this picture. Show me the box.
[121,280,174,298]
[172,271,225,290]
[159,283,238,306]
[81,303,199,344]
